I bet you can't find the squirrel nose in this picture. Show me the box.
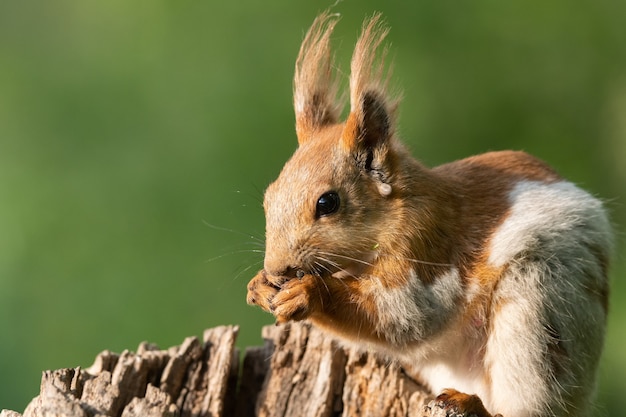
[267,266,295,278]
[265,264,304,279]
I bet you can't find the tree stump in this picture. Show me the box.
[0,322,465,417]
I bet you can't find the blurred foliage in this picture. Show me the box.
[0,0,624,414]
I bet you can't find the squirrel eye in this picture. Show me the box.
[316,191,340,218]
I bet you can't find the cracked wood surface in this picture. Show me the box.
[1,322,467,417]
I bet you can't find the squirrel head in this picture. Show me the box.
[262,13,423,281]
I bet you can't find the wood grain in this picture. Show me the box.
[0,322,469,417]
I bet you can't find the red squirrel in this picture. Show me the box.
[246,12,613,417]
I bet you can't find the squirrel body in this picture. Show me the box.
[247,13,612,417]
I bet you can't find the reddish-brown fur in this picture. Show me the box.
[246,12,611,417]
[436,389,502,417]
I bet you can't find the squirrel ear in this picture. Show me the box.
[341,13,396,152]
[294,12,343,145]
[342,90,391,151]
[343,91,395,197]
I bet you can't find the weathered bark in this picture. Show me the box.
[0,322,466,417]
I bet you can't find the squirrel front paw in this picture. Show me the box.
[425,389,501,417]
[247,270,319,324]
[246,270,280,314]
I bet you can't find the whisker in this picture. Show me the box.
[320,248,453,268]
[230,259,264,282]
[314,256,363,285]
[204,249,265,264]
[378,253,454,268]
[315,255,341,270]
[316,254,368,281]
[315,256,348,295]
[314,256,347,279]
[311,265,332,299]
[202,220,265,243]
[317,251,374,267]
[313,260,334,275]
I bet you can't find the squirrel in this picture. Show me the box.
[246,12,613,417]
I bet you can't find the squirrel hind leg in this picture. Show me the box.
[426,389,500,417]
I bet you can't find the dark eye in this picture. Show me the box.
[316,191,340,218]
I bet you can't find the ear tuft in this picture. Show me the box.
[294,11,343,144]
[342,13,398,151]
[349,13,393,114]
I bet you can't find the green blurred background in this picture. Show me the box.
[1,0,624,414]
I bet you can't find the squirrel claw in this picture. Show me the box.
[271,278,313,322]
[247,270,318,323]
[247,270,279,314]
[427,389,495,417]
